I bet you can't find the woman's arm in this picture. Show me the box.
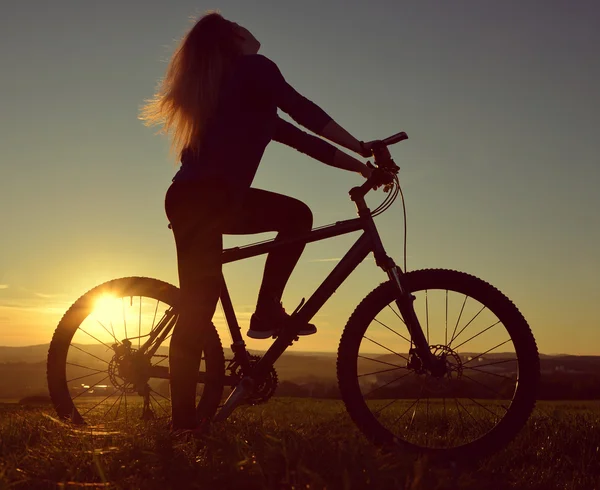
[274,117,371,177]
[319,120,363,155]
[251,55,370,156]
[331,147,372,177]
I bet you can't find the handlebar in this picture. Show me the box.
[382,131,408,146]
[369,130,407,177]
[350,130,408,201]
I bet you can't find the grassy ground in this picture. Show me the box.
[0,399,599,489]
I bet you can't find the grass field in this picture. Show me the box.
[1,399,599,489]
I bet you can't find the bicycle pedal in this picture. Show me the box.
[267,331,298,342]
[267,327,299,344]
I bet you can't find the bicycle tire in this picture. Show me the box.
[337,268,539,461]
[47,276,225,426]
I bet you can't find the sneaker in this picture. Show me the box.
[247,302,317,339]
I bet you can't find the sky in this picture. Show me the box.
[0,0,599,354]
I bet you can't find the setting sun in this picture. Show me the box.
[92,294,122,322]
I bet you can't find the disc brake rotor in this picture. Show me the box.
[407,344,463,396]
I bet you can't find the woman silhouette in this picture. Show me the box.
[140,11,373,431]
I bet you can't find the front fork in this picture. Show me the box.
[387,266,443,375]
[351,186,441,375]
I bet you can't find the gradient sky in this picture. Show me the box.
[1,1,598,354]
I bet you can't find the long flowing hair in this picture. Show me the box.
[139,12,242,160]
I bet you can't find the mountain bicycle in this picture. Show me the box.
[46,132,540,460]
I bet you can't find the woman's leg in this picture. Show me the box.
[165,180,229,430]
[224,188,313,311]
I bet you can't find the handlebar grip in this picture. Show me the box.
[382,131,408,146]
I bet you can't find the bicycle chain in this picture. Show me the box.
[226,353,279,405]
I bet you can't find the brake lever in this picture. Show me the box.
[367,163,395,193]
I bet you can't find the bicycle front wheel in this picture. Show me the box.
[337,269,539,460]
[47,277,225,428]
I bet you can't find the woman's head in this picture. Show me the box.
[184,13,260,59]
[140,12,259,159]
[234,23,261,55]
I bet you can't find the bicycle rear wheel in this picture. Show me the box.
[337,269,539,460]
[47,277,224,428]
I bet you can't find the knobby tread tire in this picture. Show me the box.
[46,276,225,425]
[336,268,540,461]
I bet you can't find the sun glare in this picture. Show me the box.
[93,294,122,321]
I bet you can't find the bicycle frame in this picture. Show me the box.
[142,216,378,385]
[217,186,434,386]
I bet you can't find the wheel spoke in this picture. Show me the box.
[70,345,110,365]
[448,305,486,348]
[358,366,408,378]
[104,392,126,419]
[373,317,411,344]
[452,320,501,350]
[108,318,117,346]
[149,393,171,417]
[466,396,506,419]
[358,355,406,370]
[462,339,512,366]
[449,294,468,346]
[96,320,118,345]
[391,393,421,427]
[425,290,429,344]
[123,388,128,424]
[362,371,415,399]
[443,396,447,434]
[138,296,142,350]
[386,304,407,327]
[67,370,109,383]
[66,361,108,372]
[461,372,510,401]
[362,335,409,363]
[454,397,466,432]
[445,290,448,345]
[77,327,115,353]
[468,358,516,369]
[373,397,402,416]
[464,366,516,381]
[81,388,122,417]
[122,297,128,340]
[455,398,480,426]
[406,398,421,434]
[151,299,159,330]
[149,387,171,403]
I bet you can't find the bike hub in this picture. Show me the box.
[407,344,463,395]
[108,340,152,394]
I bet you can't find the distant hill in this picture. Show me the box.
[1,344,600,400]
[0,344,341,399]
[0,344,339,364]
[0,344,54,364]
[0,343,565,365]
